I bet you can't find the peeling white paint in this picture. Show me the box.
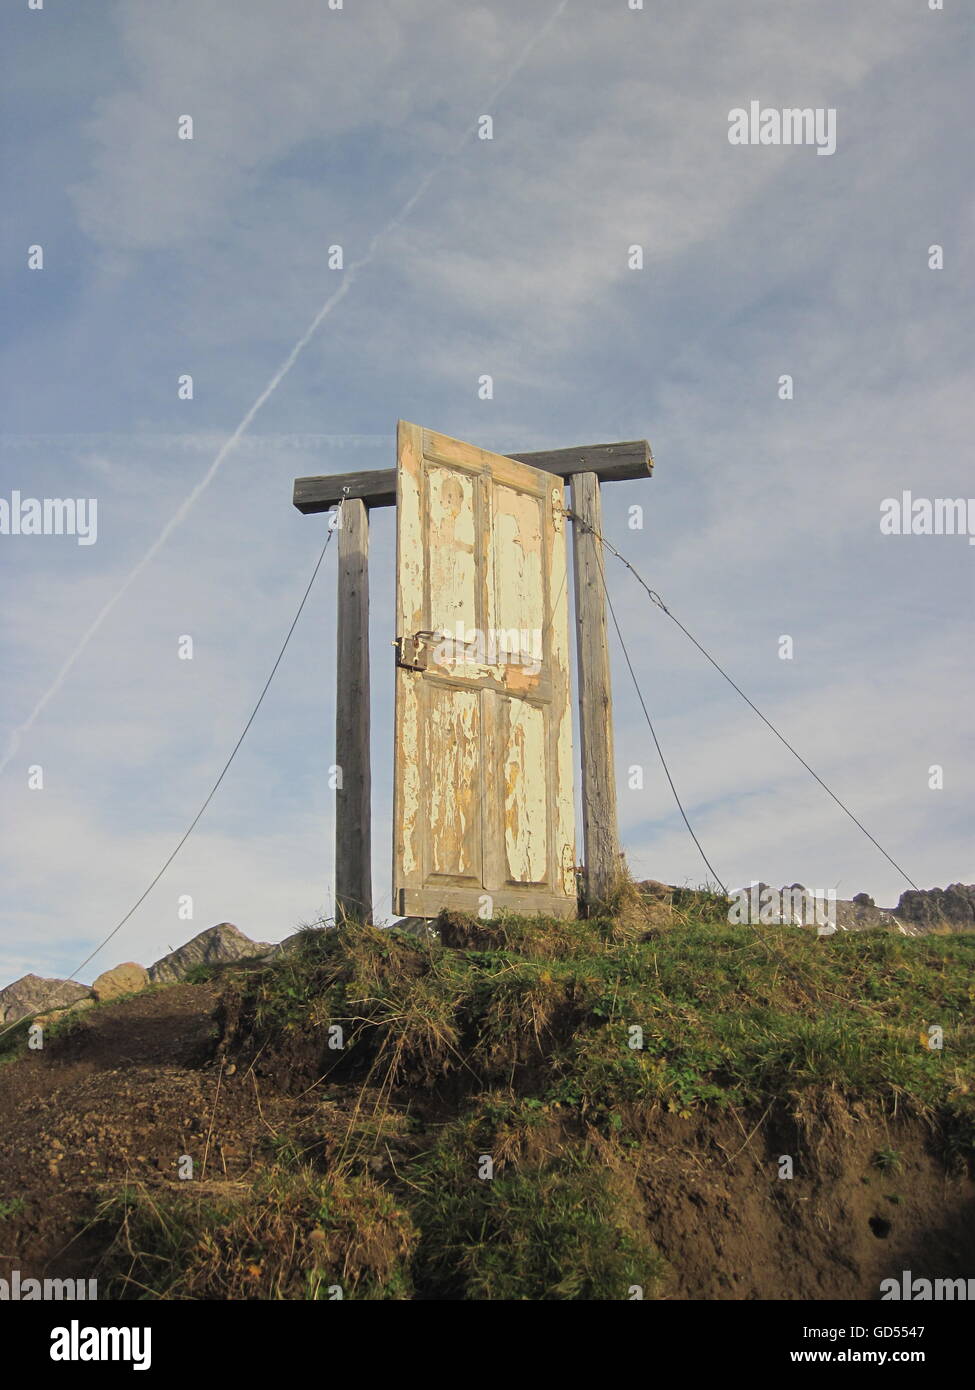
[393,423,576,917]
[503,699,547,882]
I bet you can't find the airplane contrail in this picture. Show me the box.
[0,0,569,778]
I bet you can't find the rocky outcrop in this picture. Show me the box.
[833,895,905,934]
[639,879,975,937]
[92,962,149,1003]
[697,881,975,937]
[894,884,975,934]
[148,924,271,984]
[727,883,911,934]
[0,974,91,1025]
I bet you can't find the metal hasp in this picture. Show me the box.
[394,632,435,671]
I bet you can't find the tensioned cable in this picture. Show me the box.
[597,562,727,893]
[566,509,920,892]
[583,517,899,1018]
[569,498,723,889]
[0,505,343,1040]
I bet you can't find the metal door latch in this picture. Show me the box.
[394,631,438,670]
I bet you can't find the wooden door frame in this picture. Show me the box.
[292,424,653,919]
[392,421,576,919]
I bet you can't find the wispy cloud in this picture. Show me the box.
[1,0,970,986]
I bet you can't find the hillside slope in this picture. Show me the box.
[2,897,973,1300]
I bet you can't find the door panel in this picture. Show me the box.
[500,697,548,883]
[393,421,576,920]
[425,683,481,883]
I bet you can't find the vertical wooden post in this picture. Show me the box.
[335,498,372,923]
[570,472,621,909]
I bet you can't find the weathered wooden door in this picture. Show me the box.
[393,421,577,919]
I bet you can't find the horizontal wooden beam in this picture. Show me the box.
[293,439,652,513]
[294,468,397,513]
[508,440,653,482]
[398,885,579,920]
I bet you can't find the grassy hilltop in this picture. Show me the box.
[2,888,974,1299]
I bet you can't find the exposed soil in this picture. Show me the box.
[625,1101,975,1299]
[1,981,973,1299]
[0,985,355,1283]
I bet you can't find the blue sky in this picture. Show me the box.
[1,0,972,988]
